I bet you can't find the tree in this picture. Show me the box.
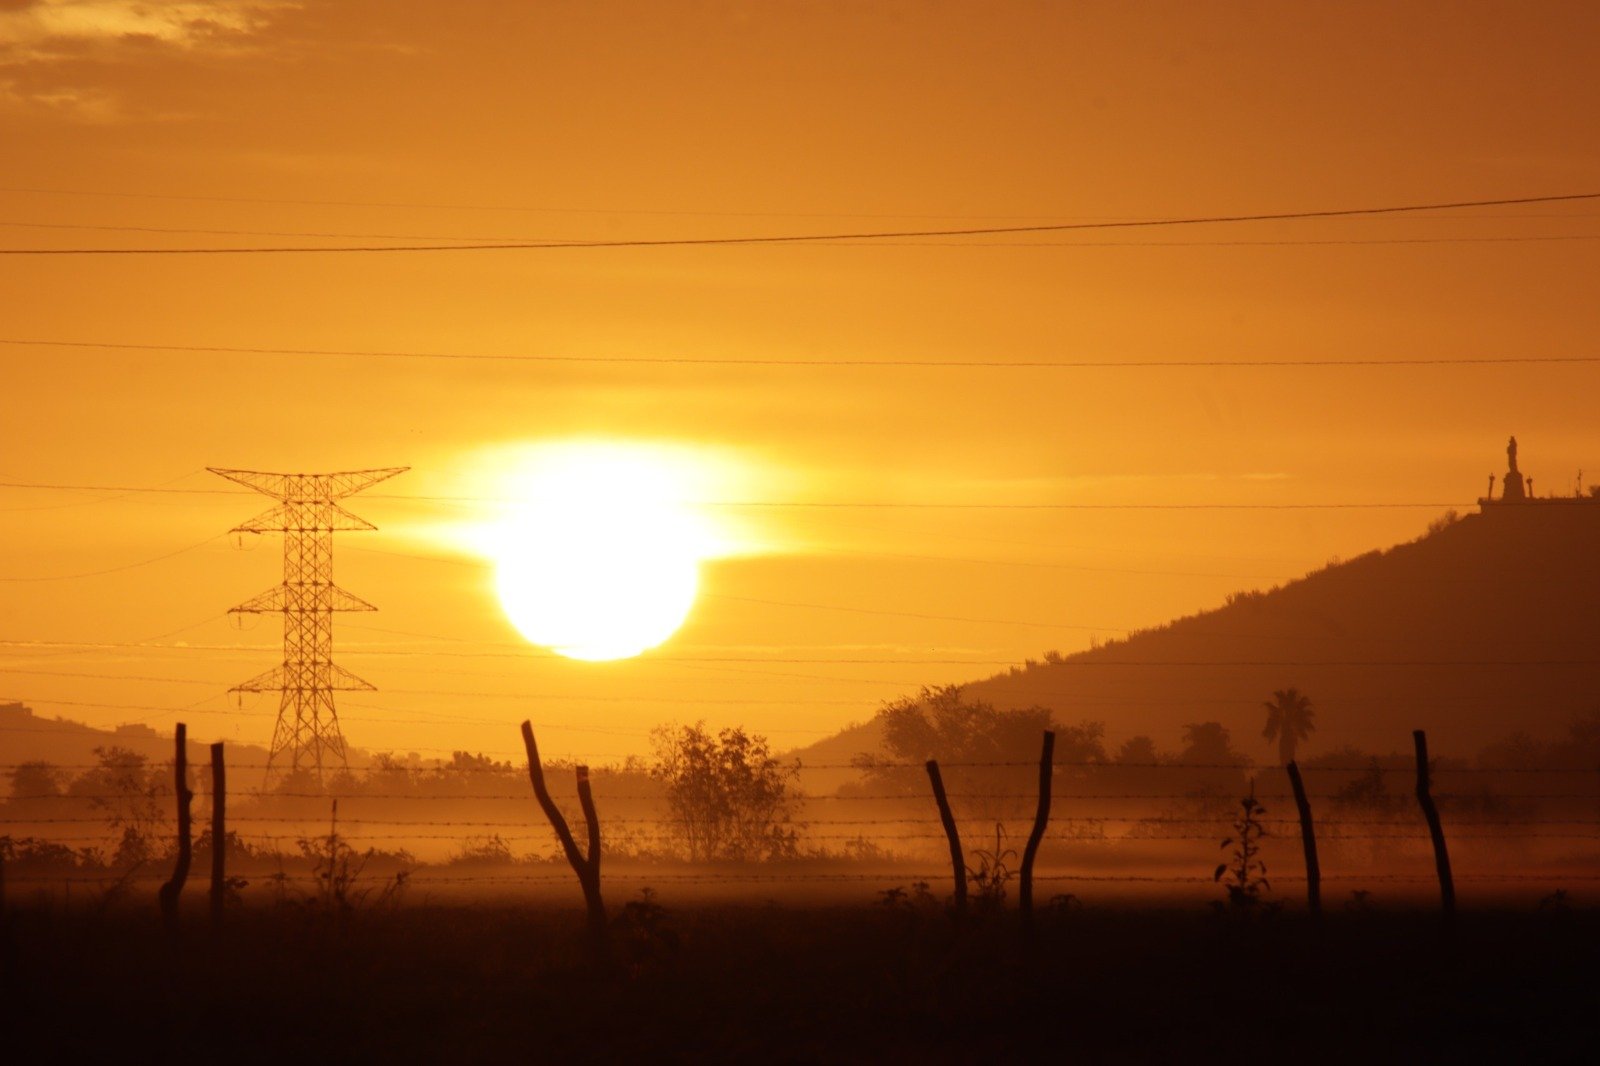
[650,723,800,862]
[859,685,1098,822]
[1175,722,1251,795]
[1178,722,1246,767]
[66,746,170,866]
[9,761,63,800]
[1114,736,1163,765]
[1262,688,1316,766]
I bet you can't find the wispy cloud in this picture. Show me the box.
[0,1,299,118]
[0,1,291,54]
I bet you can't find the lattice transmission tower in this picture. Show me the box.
[211,467,408,783]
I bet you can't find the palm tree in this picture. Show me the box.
[1262,688,1316,766]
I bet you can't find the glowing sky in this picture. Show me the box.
[3,1,1598,762]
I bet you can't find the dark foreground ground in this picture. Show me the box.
[4,898,1597,1063]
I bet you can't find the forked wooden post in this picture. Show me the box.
[925,759,967,917]
[209,742,226,928]
[158,723,194,934]
[521,721,607,950]
[1285,760,1321,918]
[1019,730,1056,932]
[1413,730,1455,925]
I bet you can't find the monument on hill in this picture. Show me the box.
[1500,436,1526,502]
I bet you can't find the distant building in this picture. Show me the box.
[1,701,34,722]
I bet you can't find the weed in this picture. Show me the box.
[1048,893,1083,915]
[966,822,1018,914]
[448,834,515,866]
[1213,785,1270,910]
[1538,889,1572,914]
[613,887,678,974]
[293,802,410,915]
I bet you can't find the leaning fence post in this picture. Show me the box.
[1019,731,1056,933]
[209,742,226,928]
[521,721,607,954]
[925,759,967,918]
[1285,760,1321,918]
[1412,730,1455,925]
[158,723,194,934]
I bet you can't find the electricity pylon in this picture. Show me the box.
[211,467,408,784]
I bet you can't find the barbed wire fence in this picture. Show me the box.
[3,725,1597,921]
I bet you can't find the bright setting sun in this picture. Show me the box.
[485,442,728,661]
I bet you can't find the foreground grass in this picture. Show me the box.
[5,898,1597,1062]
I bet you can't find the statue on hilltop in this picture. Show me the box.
[1501,435,1526,502]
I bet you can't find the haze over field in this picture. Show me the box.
[3,1,1599,770]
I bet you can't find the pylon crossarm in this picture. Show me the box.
[229,587,290,613]
[208,468,290,498]
[229,503,378,533]
[322,468,409,499]
[328,664,378,691]
[228,584,377,613]
[327,586,378,611]
[230,664,288,693]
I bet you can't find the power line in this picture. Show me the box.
[5,336,1600,369]
[0,533,227,582]
[841,234,1600,249]
[7,182,1599,223]
[0,184,1175,220]
[7,218,1600,249]
[0,478,1480,509]
[3,191,1598,255]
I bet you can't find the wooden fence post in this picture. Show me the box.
[925,759,967,918]
[209,742,226,928]
[1285,760,1321,919]
[158,723,194,934]
[1019,731,1056,933]
[521,721,607,953]
[1412,730,1455,925]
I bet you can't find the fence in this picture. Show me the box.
[3,723,1598,934]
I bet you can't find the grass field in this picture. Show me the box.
[5,891,1597,1063]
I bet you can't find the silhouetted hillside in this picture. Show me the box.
[797,502,1600,765]
[971,502,1600,759]
[0,702,269,790]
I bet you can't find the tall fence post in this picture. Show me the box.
[0,849,10,978]
[1019,730,1056,934]
[209,742,226,929]
[1413,729,1455,925]
[1285,760,1321,919]
[158,723,194,935]
[925,759,967,918]
[521,721,607,955]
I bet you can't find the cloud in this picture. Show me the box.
[0,1,299,118]
[0,74,119,120]
[0,1,291,53]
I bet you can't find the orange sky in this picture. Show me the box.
[3,0,1599,764]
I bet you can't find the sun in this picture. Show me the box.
[488,443,720,661]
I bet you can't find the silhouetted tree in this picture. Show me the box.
[858,685,1099,822]
[1178,722,1247,767]
[66,747,170,866]
[1262,688,1316,766]
[650,723,800,861]
[1328,757,1405,815]
[1114,736,1163,765]
[877,685,1103,770]
[8,760,63,800]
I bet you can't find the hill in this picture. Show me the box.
[794,500,1600,766]
[1,701,273,786]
